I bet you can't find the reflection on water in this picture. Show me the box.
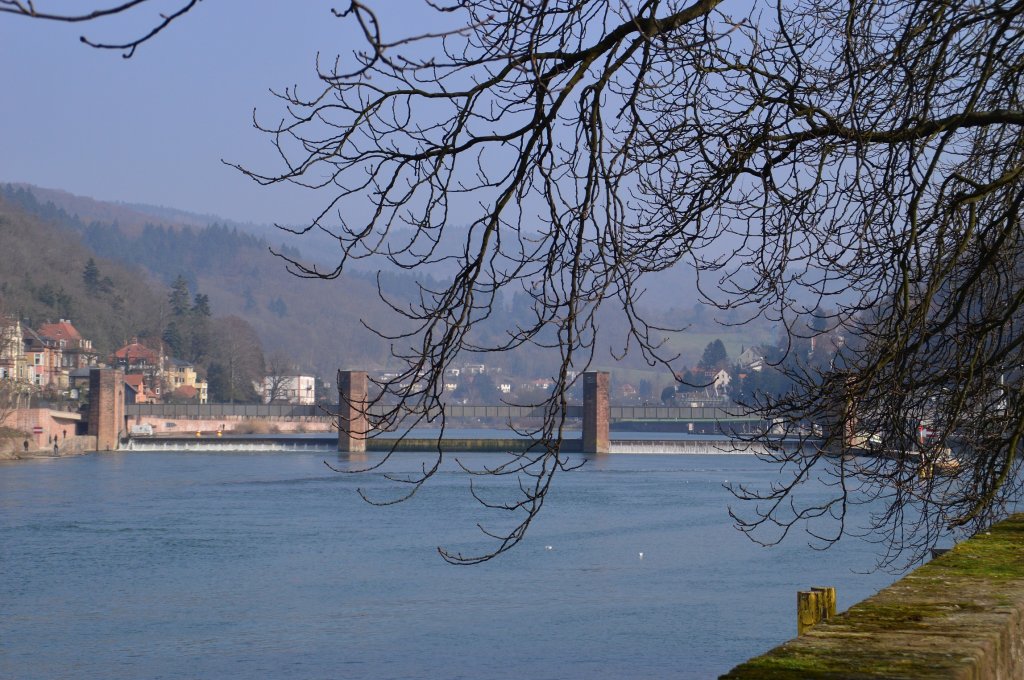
[0,451,899,679]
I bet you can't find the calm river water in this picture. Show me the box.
[1,450,899,679]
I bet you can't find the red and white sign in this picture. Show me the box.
[32,426,43,434]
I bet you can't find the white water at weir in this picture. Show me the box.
[125,436,782,454]
[609,440,770,455]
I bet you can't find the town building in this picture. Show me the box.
[165,358,208,404]
[259,375,316,405]
[0,316,25,381]
[111,339,162,375]
[737,346,765,372]
[36,319,98,370]
[111,339,163,401]
[22,327,64,388]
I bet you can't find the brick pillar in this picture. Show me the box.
[337,370,368,452]
[87,368,125,451]
[583,371,609,454]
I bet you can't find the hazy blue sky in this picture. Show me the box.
[1,2,440,226]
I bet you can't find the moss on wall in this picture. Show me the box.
[721,514,1024,679]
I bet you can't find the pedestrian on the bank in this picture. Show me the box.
[53,442,59,456]
[63,429,67,439]
[23,439,28,452]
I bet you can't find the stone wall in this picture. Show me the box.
[721,514,1024,679]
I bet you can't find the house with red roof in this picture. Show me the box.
[111,339,161,371]
[22,326,64,388]
[36,319,98,371]
[111,339,164,402]
[123,372,161,404]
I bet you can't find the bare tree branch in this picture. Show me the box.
[0,0,200,57]
[231,0,1024,567]
[19,0,1024,568]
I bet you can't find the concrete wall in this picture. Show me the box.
[721,514,1024,679]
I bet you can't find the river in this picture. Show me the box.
[1,450,900,679]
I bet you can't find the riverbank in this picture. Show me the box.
[0,433,95,460]
[1,407,86,459]
[721,513,1024,678]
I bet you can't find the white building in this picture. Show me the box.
[260,375,316,405]
[712,369,731,396]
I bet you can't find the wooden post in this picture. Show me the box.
[798,586,836,634]
[812,586,837,620]
[797,590,820,635]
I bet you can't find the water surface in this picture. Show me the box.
[1,451,899,679]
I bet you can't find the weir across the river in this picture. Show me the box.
[113,370,768,454]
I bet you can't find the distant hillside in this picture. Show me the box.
[0,196,163,353]
[5,183,188,237]
[8,182,343,263]
[2,184,416,377]
[2,182,779,390]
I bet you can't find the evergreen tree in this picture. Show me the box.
[162,322,184,358]
[191,293,211,317]
[206,362,229,402]
[698,339,729,371]
[168,275,191,316]
[82,258,100,294]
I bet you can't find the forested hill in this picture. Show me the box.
[0,194,163,354]
[0,184,411,376]
[1,185,301,285]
